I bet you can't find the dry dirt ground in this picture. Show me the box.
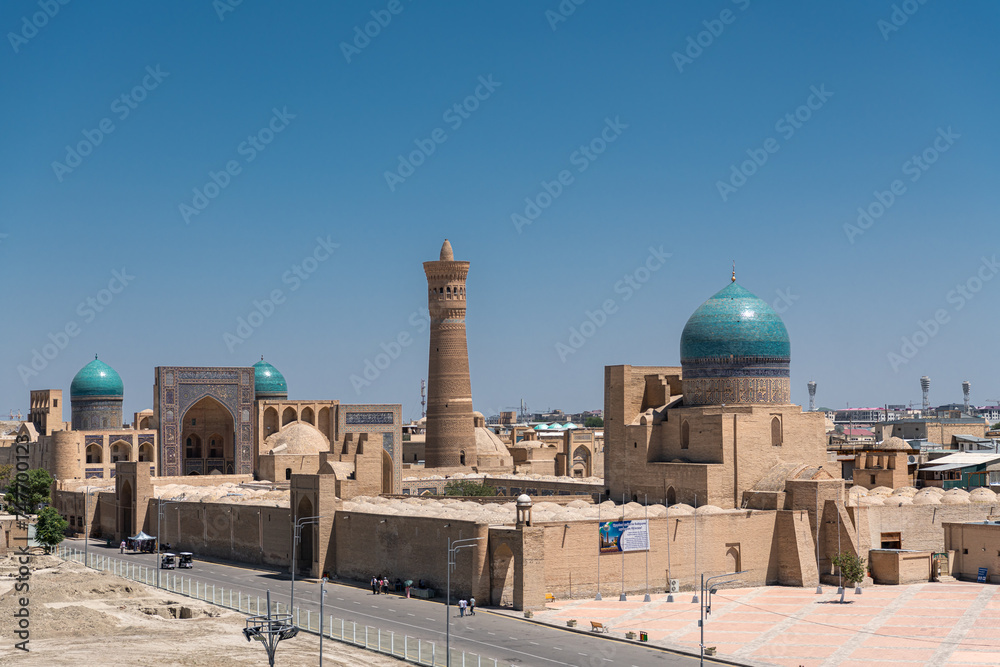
[0,553,405,666]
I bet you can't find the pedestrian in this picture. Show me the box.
[372,576,378,595]
[120,540,125,554]
[459,598,467,617]
[469,596,476,615]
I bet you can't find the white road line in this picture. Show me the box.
[529,641,539,645]
[553,647,563,651]
[487,632,495,635]
[336,597,344,601]
[425,617,435,621]
[407,613,415,616]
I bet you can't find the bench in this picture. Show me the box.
[590,621,609,633]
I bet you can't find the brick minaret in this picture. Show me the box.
[423,239,475,468]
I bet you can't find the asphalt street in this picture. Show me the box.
[64,537,713,667]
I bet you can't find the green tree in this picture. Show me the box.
[0,463,13,491]
[4,468,54,513]
[35,506,68,553]
[443,480,496,497]
[992,422,1000,430]
[832,551,867,602]
[584,416,604,428]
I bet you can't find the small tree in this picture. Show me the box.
[4,468,54,514]
[35,506,68,553]
[584,416,604,428]
[831,551,867,602]
[443,480,496,497]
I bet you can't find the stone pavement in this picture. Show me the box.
[517,581,1000,666]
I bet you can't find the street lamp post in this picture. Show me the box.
[320,577,327,667]
[446,536,485,667]
[596,493,602,601]
[699,571,747,666]
[644,493,650,602]
[290,515,326,613]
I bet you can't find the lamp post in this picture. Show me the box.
[692,493,699,604]
[620,492,626,602]
[320,577,327,666]
[596,492,602,601]
[643,493,650,602]
[291,515,326,613]
[699,571,746,666]
[446,536,485,667]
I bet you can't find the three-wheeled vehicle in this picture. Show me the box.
[178,552,194,569]
[160,553,176,569]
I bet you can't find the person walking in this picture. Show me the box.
[469,596,476,616]
[119,540,125,554]
[459,598,467,618]
[371,576,378,595]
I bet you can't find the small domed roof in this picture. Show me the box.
[681,282,790,361]
[70,357,123,398]
[516,494,532,505]
[875,437,913,452]
[253,358,287,397]
[440,239,454,261]
[263,422,328,455]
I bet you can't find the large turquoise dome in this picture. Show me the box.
[681,282,789,361]
[70,357,124,398]
[680,281,790,406]
[253,358,287,398]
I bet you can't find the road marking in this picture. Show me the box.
[389,609,396,612]
[407,613,415,617]
[425,617,435,621]
[529,641,539,645]
[371,605,378,608]
[487,632,495,636]
[509,636,517,640]
[337,597,344,601]
[578,653,587,656]
[553,647,563,651]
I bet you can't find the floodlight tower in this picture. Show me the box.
[963,380,971,415]
[807,381,817,412]
[920,376,931,412]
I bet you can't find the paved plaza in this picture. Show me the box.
[523,581,1000,666]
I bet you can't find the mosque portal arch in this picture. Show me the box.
[181,395,235,476]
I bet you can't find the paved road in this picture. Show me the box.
[64,538,713,667]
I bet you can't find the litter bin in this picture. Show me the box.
[639,631,648,642]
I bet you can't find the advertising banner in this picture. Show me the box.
[598,519,649,553]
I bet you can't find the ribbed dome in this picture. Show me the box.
[253,359,287,397]
[70,357,124,398]
[681,282,789,361]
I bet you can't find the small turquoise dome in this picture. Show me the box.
[680,282,789,361]
[253,358,287,397]
[70,357,124,398]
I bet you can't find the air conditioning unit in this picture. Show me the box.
[669,579,680,593]
[907,455,917,464]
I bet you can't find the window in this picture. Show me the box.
[880,532,901,549]
[681,421,690,449]
[871,474,877,485]
[191,418,196,426]
[770,416,782,446]
[53,399,58,407]
[285,468,292,481]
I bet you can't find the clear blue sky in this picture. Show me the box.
[3,1,998,421]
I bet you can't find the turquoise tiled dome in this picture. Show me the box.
[70,357,124,398]
[253,359,287,397]
[680,282,790,361]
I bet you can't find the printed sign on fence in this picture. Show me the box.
[598,519,649,553]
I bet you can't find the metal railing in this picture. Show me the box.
[56,546,501,667]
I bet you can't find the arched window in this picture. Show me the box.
[185,434,202,459]
[86,444,102,464]
[771,416,782,446]
[681,421,690,449]
[138,443,154,462]
[110,441,131,463]
[459,450,466,466]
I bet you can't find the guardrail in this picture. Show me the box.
[56,546,500,667]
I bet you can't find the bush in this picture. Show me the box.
[443,480,496,497]
[584,416,604,428]
[832,551,866,587]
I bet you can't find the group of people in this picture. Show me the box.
[371,575,397,595]
[119,539,158,554]
[458,596,476,617]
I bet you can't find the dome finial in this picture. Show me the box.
[731,260,736,283]
[440,239,454,261]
